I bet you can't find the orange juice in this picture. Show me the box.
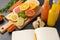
[47,3,59,26]
[40,0,50,22]
[59,5,60,11]
[58,0,60,11]
[58,0,60,4]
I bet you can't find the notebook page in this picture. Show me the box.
[12,29,34,40]
[35,27,59,40]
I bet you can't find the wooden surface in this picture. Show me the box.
[0,0,60,40]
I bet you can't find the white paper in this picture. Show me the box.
[35,27,60,40]
[12,29,34,40]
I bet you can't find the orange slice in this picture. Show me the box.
[20,2,29,11]
[6,12,18,21]
[27,0,40,6]
[25,10,35,17]
[10,14,18,21]
[29,2,38,10]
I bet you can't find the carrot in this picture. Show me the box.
[7,24,16,32]
[25,10,35,17]
[9,0,22,11]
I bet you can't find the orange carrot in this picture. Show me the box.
[7,24,16,32]
[9,0,22,11]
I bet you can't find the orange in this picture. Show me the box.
[20,2,29,11]
[25,10,35,17]
[29,2,37,10]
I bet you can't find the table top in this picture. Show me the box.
[0,0,60,40]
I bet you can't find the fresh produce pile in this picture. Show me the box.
[6,0,40,22]
[3,0,40,32]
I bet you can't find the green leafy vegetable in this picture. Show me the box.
[0,0,18,12]
[18,11,26,18]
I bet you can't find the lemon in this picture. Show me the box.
[20,2,29,11]
[6,12,18,21]
[10,14,18,21]
[5,12,13,20]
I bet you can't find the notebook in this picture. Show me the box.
[12,27,60,40]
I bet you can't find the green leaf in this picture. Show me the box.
[18,11,26,18]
